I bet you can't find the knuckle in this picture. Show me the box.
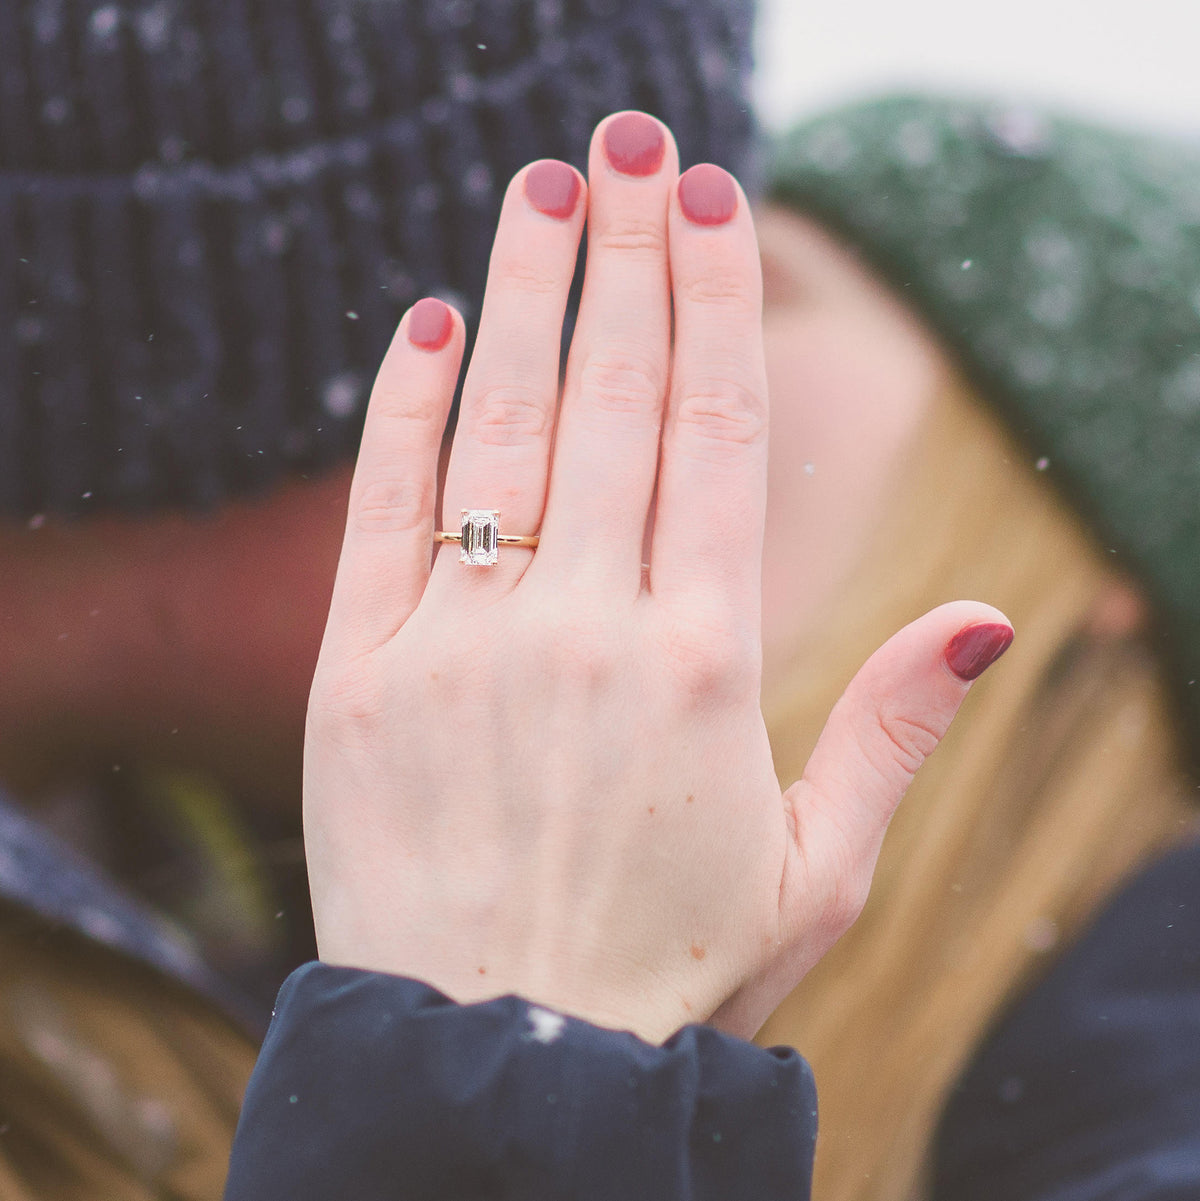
[535,605,621,687]
[802,812,873,937]
[371,384,444,428]
[353,476,433,534]
[489,257,564,298]
[824,864,872,936]
[309,660,386,730]
[866,703,944,780]
[463,381,551,445]
[562,637,621,686]
[660,613,758,698]
[594,216,668,258]
[580,351,664,417]
[674,378,767,447]
[677,271,759,313]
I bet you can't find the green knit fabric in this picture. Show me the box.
[768,95,1200,766]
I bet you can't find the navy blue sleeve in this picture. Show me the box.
[932,838,1200,1201]
[224,962,817,1200]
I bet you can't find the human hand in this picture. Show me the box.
[302,112,1012,1046]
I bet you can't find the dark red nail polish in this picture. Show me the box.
[525,160,581,219]
[944,622,1014,681]
[408,297,453,351]
[603,112,666,177]
[678,164,737,226]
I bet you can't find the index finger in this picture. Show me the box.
[649,165,768,619]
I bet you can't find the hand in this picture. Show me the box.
[302,112,1012,1046]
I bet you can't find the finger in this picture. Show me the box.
[650,165,768,617]
[429,159,586,597]
[534,112,679,591]
[321,299,464,658]
[782,601,1015,944]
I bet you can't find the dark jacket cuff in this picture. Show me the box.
[933,839,1200,1200]
[224,961,816,1200]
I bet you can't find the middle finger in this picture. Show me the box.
[533,111,679,593]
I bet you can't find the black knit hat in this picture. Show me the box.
[1,0,759,517]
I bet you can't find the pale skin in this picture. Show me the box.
[0,113,1030,1044]
[304,112,1010,1045]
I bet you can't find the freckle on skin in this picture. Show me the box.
[686,794,694,804]
[430,671,439,680]
[648,806,655,814]
[682,998,692,1012]
[478,966,487,975]
[690,944,706,960]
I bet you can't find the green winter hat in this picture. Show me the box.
[768,95,1200,771]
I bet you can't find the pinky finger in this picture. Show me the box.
[322,298,464,659]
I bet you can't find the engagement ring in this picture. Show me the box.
[434,510,540,566]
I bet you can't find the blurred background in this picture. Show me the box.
[753,0,1200,137]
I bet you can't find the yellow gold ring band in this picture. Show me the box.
[434,531,541,548]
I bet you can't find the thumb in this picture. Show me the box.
[782,600,1013,946]
[706,601,1013,1041]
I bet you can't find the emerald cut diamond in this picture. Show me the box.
[460,509,500,565]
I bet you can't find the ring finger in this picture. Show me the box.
[430,158,587,599]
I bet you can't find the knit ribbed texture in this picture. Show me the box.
[0,0,759,515]
[769,95,1200,766]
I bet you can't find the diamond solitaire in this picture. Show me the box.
[460,509,500,565]
[433,511,539,563]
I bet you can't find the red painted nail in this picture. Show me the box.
[944,622,1014,681]
[525,160,581,219]
[678,164,737,226]
[408,297,453,351]
[603,112,666,177]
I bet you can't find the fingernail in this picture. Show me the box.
[524,160,581,219]
[678,164,738,226]
[408,297,453,351]
[944,622,1014,681]
[603,112,666,177]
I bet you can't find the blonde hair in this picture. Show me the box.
[0,923,253,1200]
[758,375,1198,1201]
